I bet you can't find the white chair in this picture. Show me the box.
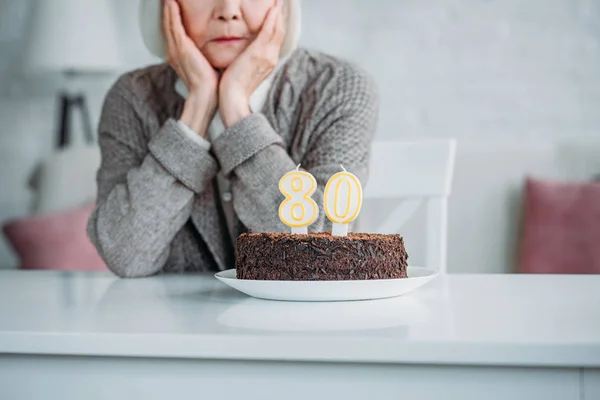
[364,140,457,274]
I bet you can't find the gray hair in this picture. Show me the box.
[138,0,302,59]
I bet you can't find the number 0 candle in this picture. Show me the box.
[279,165,319,234]
[323,166,363,236]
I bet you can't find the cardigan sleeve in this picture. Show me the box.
[87,75,218,278]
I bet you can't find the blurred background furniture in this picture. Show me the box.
[21,0,121,216]
[517,176,600,274]
[364,140,456,274]
[0,0,121,271]
[22,0,122,150]
[2,202,106,271]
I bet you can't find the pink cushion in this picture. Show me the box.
[518,176,600,274]
[2,203,107,271]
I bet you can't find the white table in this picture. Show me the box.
[0,271,599,400]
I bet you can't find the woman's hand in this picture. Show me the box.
[219,0,285,128]
[164,0,218,136]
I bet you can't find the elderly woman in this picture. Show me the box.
[87,0,379,278]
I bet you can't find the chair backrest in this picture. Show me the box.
[364,139,456,273]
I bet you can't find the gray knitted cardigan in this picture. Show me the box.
[87,48,379,278]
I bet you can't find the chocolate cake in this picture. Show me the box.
[235,232,408,281]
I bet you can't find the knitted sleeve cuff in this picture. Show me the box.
[149,118,218,193]
[211,113,284,177]
[177,120,212,151]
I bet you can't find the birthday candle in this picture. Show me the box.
[323,166,363,236]
[278,165,319,234]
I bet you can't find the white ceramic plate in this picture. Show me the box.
[214,267,438,302]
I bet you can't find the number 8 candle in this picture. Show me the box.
[279,165,319,234]
[324,166,363,236]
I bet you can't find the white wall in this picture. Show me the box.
[1,0,599,272]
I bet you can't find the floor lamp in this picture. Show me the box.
[22,0,123,148]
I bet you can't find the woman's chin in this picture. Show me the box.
[205,51,241,70]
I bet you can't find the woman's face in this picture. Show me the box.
[177,0,277,69]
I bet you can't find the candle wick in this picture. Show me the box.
[296,164,301,171]
[340,165,347,172]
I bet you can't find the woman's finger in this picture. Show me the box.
[257,2,278,44]
[163,0,175,54]
[169,0,188,48]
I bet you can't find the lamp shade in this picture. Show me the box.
[22,0,123,73]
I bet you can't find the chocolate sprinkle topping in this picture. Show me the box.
[235,232,408,281]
